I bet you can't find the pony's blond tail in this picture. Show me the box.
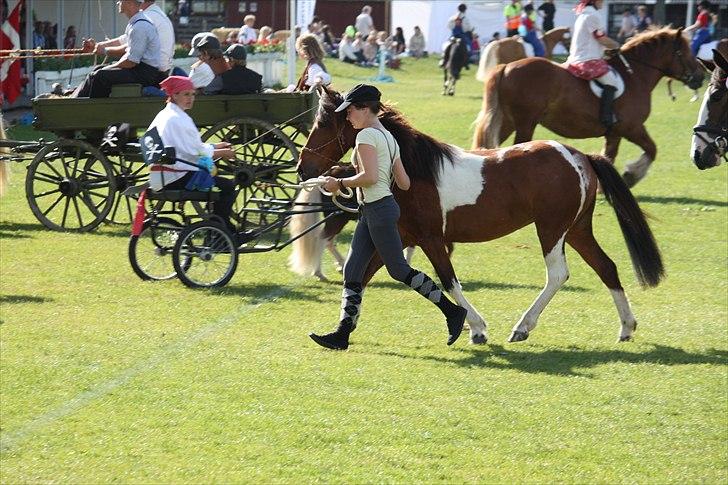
[288,188,325,277]
[472,64,505,149]
[476,42,499,82]
[0,115,9,197]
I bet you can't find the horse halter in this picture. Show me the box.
[301,126,349,168]
[623,34,702,88]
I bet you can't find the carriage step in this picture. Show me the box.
[122,184,149,198]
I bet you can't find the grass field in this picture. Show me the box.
[1,56,726,483]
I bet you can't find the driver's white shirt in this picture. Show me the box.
[147,102,214,190]
[568,6,606,63]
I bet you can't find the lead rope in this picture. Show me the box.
[278,177,358,213]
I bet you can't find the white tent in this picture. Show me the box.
[390,1,602,54]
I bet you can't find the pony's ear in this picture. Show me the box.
[713,49,728,73]
[675,26,684,37]
[698,57,714,73]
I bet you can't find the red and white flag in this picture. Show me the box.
[1,0,24,104]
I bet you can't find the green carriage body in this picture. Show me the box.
[23,92,318,232]
[32,92,318,134]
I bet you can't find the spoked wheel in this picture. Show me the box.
[106,153,150,224]
[173,221,238,289]
[129,217,186,281]
[25,139,116,232]
[201,117,301,219]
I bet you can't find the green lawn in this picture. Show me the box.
[1,56,726,483]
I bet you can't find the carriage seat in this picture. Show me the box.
[122,183,221,202]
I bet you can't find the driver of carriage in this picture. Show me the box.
[146,76,239,234]
[75,0,166,98]
[566,0,622,130]
[83,0,175,75]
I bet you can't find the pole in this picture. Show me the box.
[287,0,296,86]
[25,0,34,97]
[57,1,63,50]
[686,0,695,27]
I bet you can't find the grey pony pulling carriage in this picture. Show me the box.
[1,90,352,288]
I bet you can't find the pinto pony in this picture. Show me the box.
[474,28,704,187]
[476,27,570,81]
[441,37,469,96]
[692,49,728,170]
[298,86,664,343]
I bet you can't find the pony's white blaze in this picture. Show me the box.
[691,88,711,159]
[436,146,485,234]
[545,141,587,219]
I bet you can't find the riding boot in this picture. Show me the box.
[403,269,467,345]
[599,85,618,130]
[309,282,363,350]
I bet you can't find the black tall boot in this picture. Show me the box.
[309,282,363,350]
[599,85,618,130]
[404,270,467,345]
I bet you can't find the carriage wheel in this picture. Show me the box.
[172,221,238,289]
[201,117,301,219]
[128,217,186,281]
[106,154,150,224]
[25,139,116,232]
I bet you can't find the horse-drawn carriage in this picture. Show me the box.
[0,91,317,232]
[1,90,357,288]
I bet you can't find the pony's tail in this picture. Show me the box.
[472,64,505,149]
[476,42,498,82]
[0,115,9,197]
[587,154,665,288]
[288,188,325,277]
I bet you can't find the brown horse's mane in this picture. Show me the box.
[318,88,454,183]
[621,27,679,57]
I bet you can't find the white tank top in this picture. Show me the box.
[352,127,401,203]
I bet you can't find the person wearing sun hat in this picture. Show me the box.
[220,44,262,95]
[308,84,468,351]
[146,76,238,232]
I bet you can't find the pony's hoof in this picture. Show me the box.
[441,91,447,96]
[471,334,487,345]
[448,91,455,96]
[508,330,529,342]
[618,335,634,342]
[621,171,639,188]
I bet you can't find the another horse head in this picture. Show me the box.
[692,49,728,170]
[297,85,357,180]
[622,27,704,90]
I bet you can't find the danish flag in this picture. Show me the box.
[1,0,24,104]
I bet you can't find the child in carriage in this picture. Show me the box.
[147,76,239,235]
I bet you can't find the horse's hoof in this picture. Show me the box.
[508,330,529,342]
[471,334,487,345]
[621,171,638,188]
[618,335,634,342]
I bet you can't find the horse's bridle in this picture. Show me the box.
[622,35,701,88]
[301,126,349,167]
[693,77,728,166]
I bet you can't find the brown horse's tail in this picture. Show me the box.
[476,41,498,82]
[587,154,665,288]
[472,64,505,149]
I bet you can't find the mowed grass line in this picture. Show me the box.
[1,57,726,483]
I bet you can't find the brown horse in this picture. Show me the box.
[474,28,704,187]
[297,85,664,344]
[476,27,570,81]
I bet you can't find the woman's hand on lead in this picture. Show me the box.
[214,142,231,150]
[322,176,340,193]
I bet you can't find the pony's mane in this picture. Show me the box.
[622,27,679,55]
[318,88,454,183]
